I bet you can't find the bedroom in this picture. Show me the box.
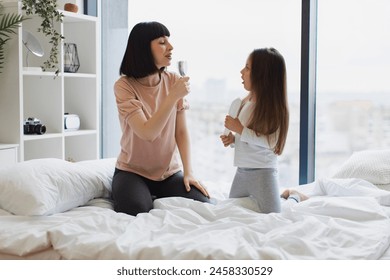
[0,0,390,277]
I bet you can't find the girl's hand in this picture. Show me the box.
[183,173,210,198]
[170,76,190,100]
[224,115,244,134]
[220,132,235,147]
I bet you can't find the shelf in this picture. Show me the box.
[0,144,19,150]
[64,130,97,137]
[22,70,58,76]
[22,71,97,78]
[0,1,101,162]
[23,133,63,141]
[63,73,96,78]
[60,10,98,23]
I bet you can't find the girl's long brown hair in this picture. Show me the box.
[247,48,289,155]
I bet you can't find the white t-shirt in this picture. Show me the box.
[232,98,278,168]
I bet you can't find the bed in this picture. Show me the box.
[0,149,390,260]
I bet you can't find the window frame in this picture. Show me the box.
[299,0,317,184]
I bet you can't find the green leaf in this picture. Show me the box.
[21,0,64,75]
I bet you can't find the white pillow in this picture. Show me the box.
[314,178,390,206]
[0,158,116,216]
[76,158,116,198]
[332,149,390,189]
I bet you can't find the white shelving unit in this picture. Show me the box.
[0,1,101,162]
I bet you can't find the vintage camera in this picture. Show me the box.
[24,117,46,135]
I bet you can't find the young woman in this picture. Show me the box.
[220,48,289,213]
[112,21,210,216]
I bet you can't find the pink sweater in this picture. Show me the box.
[114,71,188,180]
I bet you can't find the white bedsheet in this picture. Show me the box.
[0,178,390,260]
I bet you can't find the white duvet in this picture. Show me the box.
[1,178,390,260]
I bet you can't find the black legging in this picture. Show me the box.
[111,168,210,216]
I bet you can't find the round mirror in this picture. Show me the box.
[22,30,44,57]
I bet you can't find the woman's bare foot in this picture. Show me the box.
[280,189,309,202]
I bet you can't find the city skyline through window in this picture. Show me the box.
[315,0,390,178]
[127,0,389,188]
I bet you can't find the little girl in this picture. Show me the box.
[220,48,289,213]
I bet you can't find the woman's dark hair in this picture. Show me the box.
[119,21,170,78]
[247,48,289,155]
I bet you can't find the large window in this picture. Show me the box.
[128,0,302,188]
[315,0,390,178]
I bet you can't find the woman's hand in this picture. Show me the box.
[170,76,191,100]
[183,173,210,198]
[220,132,235,147]
[224,115,244,134]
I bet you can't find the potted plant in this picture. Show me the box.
[21,0,64,74]
[0,1,27,73]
